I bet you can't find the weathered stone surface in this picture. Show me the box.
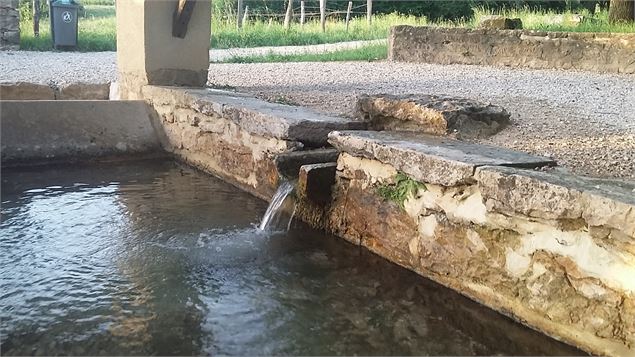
[143,86,366,146]
[0,0,19,49]
[275,148,339,179]
[479,16,523,30]
[476,166,635,236]
[328,130,555,186]
[357,93,510,139]
[1,100,161,164]
[297,162,337,205]
[389,26,635,74]
[325,153,635,357]
[57,82,111,100]
[0,82,55,100]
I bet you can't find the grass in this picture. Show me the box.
[17,4,634,52]
[211,13,424,48]
[472,6,635,33]
[377,172,426,209]
[20,5,115,51]
[217,43,387,63]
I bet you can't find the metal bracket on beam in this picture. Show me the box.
[172,0,197,39]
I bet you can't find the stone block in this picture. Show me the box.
[297,162,337,205]
[476,166,635,236]
[274,148,339,179]
[143,86,366,146]
[357,93,510,139]
[479,16,523,30]
[0,82,55,100]
[328,130,555,186]
[57,82,111,100]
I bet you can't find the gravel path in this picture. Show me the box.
[209,62,635,179]
[0,40,383,83]
[1,49,633,179]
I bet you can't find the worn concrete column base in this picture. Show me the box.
[116,0,211,99]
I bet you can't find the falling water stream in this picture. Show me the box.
[258,180,295,231]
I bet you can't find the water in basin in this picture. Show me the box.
[0,159,583,356]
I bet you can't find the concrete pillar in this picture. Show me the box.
[116,0,211,99]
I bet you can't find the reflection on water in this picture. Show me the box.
[0,160,584,356]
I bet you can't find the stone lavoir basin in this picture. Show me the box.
[2,87,633,356]
[0,159,583,356]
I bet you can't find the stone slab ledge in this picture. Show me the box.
[0,81,112,100]
[328,130,556,186]
[142,85,366,146]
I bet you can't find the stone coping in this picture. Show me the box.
[142,86,366,146]
[0,81,112,100]
[328,130,556,186]
[477,165,635,236]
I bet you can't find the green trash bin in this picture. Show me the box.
[50,0,79,50]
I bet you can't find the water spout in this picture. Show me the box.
[259,181,295,231]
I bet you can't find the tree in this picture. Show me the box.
[608,0,635,23]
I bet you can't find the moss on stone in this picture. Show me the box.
[377,172,426,209]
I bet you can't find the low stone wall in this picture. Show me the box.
[0,0,19,50]
[1,100,162,164]
[0,82,112,100]
[298,130,634,357]
[389,25,635,74]
[142,86,365,199]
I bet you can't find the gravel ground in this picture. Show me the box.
[0,40,382,83]
[1,49,633,179]
[209,62,635,180]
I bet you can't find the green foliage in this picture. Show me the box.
[377,172,426,209]
[471,6,635,32]
[211,13,424,48]
[17,2,633,52]
[218,43,386,63]
[20,4,116,51]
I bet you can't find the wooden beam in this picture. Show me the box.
[173,0,197,39]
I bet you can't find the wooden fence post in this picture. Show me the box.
[237,0,244,28]
[300,0,305,27]
[284,0,294,30]
[367,0,372,25]
[320,0,326,32]
[33,0,40,37]
[242,5,249,26]
[345,1,352,32]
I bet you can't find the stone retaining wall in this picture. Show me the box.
[142,85,365,200]
[389,25,635,74]
[0,0,19,50]
[0,100,162,164]
[0,82,112,100]
[296,130,634,357]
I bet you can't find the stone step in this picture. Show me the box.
[328,130,556,186]
[274,148,339,179]
[143,86,366,146]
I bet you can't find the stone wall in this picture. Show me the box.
[1,82,112,100]
[0,0,19,50]
[1,100,162,164]
[300,130,635,357]
[142,85,365,200]
[389,25,635,74]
